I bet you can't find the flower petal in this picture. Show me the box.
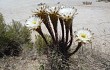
[75,29,92,43]
[26,16,42,29]
[58,7,77,19]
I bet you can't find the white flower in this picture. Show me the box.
[47,6,60,14]
[75,29,92,43]
[38,5,47,11]
[26,17,42,29]
[33,5,48,15]
[58,7,77,20]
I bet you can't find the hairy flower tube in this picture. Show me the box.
[34,5,55,42]
[75,29,92,43]
[58,7,77,44]
[47,6,60,42]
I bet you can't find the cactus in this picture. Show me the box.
[26,5,93,70]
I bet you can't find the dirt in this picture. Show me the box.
[0,0,110,70]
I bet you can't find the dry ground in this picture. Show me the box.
[0,0,110,70]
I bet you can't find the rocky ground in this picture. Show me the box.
[0,0,110,70]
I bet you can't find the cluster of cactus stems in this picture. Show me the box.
[33,5,81,70]
[28,5,88,70]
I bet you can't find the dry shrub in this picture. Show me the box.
[0,13,31,57]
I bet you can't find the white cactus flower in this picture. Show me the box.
[26,17,42,29]
[75,29,92,43]
[38,5,47,11]
[58,7,77,20]
[47,6,60,14]
[33,4,48,15]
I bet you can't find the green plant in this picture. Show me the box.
[35,34,52,55]
[0,13,6,35]
[39,64,45,70]
[0,13,31,57]
[6,20,30,44]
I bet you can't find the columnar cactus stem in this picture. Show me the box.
[36,13,55,42]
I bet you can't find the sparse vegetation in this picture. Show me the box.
[26,5,93,70]
[0,13,31,57]
[82,1,92,5]
[35,34,52,55]
[0,1,110,70]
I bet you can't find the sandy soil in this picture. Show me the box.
[0,0,110,70]
[0,0,110,55]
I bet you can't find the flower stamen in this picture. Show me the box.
[32,21,37,24]
[80,33,87,38]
